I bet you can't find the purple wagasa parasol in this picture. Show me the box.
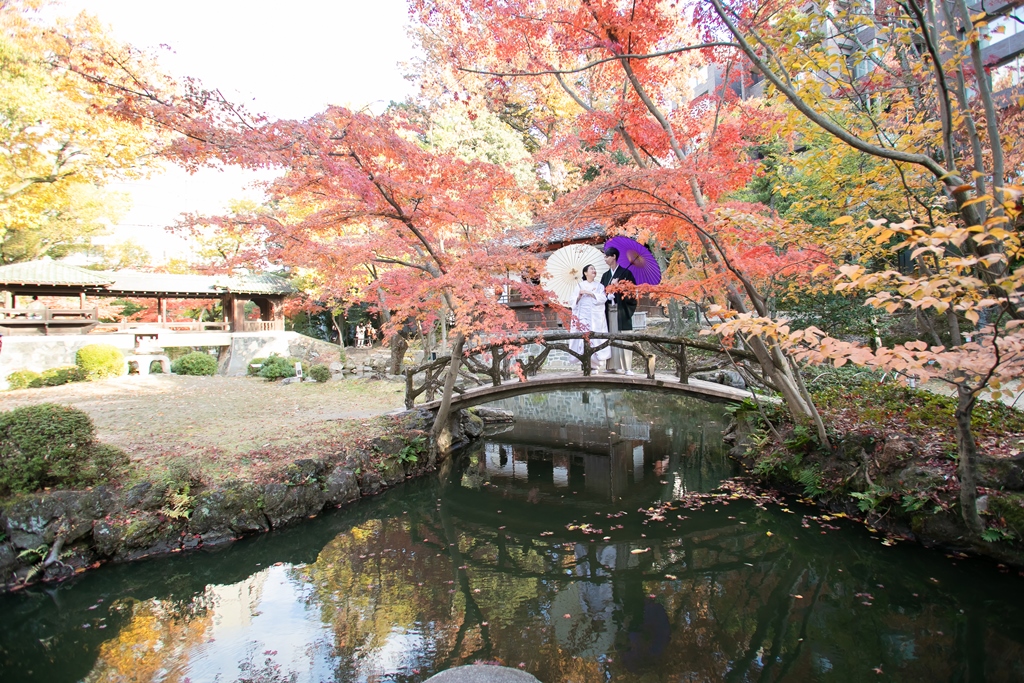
[604,236,662,285]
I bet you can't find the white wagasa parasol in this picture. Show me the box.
[542,244,609,306]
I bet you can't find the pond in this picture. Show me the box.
[2,390,1024,682]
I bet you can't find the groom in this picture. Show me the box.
[602,247,637,375]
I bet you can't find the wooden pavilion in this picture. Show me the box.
[0,260,296,335]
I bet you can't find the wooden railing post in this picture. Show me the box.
[405,369,415,410]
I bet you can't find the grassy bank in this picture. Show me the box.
[733,369,1024,563]
[1,374,407,489]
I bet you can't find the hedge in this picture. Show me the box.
[0,404,130,495]
[76,344,126,380]
[171,352,218,376]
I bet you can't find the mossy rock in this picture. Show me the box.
[896,464,947,492]
[121,513,168,549]
[990,493,1024,537]
[260,482,325,528]
[92,519,126,557]
[461,411,484,438]
[189,483,268,536]
[396,409,433,432]
[877,434,920,471]
[380,459,407,486]
[324,467,359,506]
[977,454,1024,491]
[285,459,325,486]
[835,431,876,463]
[370,435,405,455]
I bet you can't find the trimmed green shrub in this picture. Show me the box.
[37,366,87,387]
[258,353,309,380]
[247,357,268,376]
[0,404,130,495]
[76,344,126,380]
[75,443,131,487]
[309,364,331,382]
[6,370,41,390]
[171,352,218,376]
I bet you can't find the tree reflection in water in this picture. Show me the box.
[3,391,1024,683]
[292,392,1024,682]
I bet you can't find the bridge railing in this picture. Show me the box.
[91,320,231,332]
[403,331,756,409]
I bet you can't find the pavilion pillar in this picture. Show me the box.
[268,297,284,323]
[223,294,246,332]
[2,290,11,308]
[79,292,86,308]
[158,297,167,323]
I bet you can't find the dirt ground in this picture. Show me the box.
[2,373,407,484]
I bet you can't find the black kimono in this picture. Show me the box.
[601,265,637,331]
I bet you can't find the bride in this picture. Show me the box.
[569,265,612,369]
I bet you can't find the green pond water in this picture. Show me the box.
[2,389,1024,682]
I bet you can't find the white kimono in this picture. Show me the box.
[569,280,612,362]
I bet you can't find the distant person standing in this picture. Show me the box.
[27,296,46,320]
[355,324,365,348]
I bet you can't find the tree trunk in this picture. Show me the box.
[666,298,686,336]
[422,325,436,363]
[430,332,465,464]
[332,313,345,347]
[389,333,409,375]
[954,384,984,534]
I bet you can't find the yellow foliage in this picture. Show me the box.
[0,0,167,262]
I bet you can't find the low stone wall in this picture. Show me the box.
[0,331,343,387]
[519,342,579,371]
[0,334,138,387]
[0,407,497,591]
[219,332,343,375]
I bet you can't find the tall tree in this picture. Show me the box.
[0,0,164,262]
[412,0,832,443]
[694,0,1024,531]
[169,107,545,455]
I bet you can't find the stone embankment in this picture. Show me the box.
[0,406,512,591]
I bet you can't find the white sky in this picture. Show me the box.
[54,0,418,263]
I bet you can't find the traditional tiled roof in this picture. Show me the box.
[227,272,299,295]
[0,260,114,286]
[515,221,608,249]
[0,260,296,297]
[99,271,297,297]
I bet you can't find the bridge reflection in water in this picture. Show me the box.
[461,389,732,507]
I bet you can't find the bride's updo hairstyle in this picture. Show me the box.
[581,264,596,280]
